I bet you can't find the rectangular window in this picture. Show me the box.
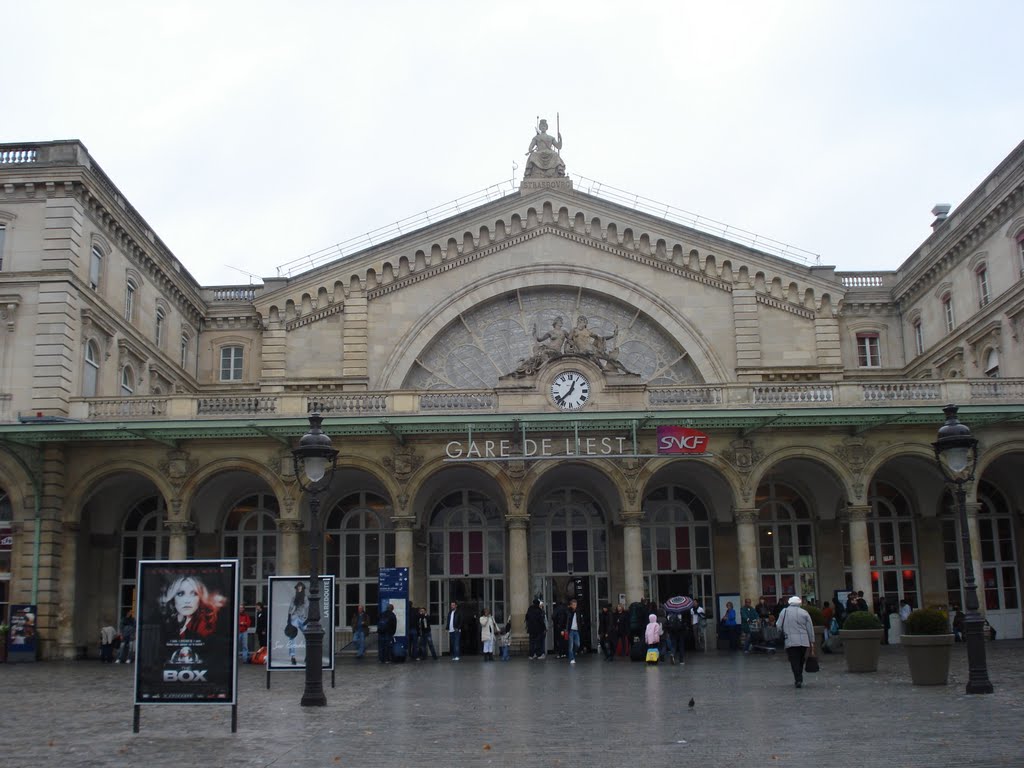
[913,320,924,356]
[977,268,990,308]
[155,309,165,348]
[0,224,6,270]
[89,246,103,289]
[942,295,955,333]
[124,281,136,321]
[180,335,190,369]
[220,345,244,381]
[856,333,881,367]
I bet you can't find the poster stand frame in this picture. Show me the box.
[131,559,240,734]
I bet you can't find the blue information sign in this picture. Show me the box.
[378,567,409,660]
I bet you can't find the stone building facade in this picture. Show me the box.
[0,135,1022,658]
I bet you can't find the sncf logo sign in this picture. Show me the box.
[656,426,710,455]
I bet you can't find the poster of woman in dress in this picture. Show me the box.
[134,560,238,704]
[267,576,334,671]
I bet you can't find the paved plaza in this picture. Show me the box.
[2,641,1023,767]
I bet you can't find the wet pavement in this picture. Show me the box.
[1,641,1022,767]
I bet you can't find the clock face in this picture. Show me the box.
[550,370,591,411]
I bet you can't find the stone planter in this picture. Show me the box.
[902,634,954,685]
[842,628,882,672]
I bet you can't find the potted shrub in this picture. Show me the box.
[901,608,953,685]
[841,611,883,672]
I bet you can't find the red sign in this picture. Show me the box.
[656,426,710,455]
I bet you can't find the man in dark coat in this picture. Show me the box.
[379,603,397,663]
[552,601,569,658]
[525,599,547,659]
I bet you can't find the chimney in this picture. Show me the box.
[931,204,951,230]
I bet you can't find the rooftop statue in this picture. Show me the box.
[524,117,565,178]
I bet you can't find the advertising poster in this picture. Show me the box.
[267,576,334,671]
[7,604,38,661]
[134,560,238,705]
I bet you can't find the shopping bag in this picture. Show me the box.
[645,648,660,663]
[805,655,819,673]
[252,646,268,665]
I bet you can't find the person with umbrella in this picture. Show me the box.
[663,596,694,665]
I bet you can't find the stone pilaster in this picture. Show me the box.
[392,515,416,598]
[734,508,760,603]
[277,517,303,576]
[56,521,79,659]
[342,290,367,379]
[621,510,645,604]
[732,288,761,368]
[814,314,842,368]
[847,505,873,608]
[259,322,288,388]
[506,515,530,636]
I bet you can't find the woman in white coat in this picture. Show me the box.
[479,608,498,662]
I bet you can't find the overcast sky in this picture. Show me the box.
[4,1,1022,287]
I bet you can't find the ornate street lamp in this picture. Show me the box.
[291,412,339,706]
[932,404,993,694]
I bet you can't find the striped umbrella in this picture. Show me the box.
[664,595,695,613]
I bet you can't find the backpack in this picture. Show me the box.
[628,602,646,634]
[666,611,684,629]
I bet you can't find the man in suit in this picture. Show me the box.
[446,601,462,661]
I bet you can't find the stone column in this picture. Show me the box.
[39,444,68,659]
[734,508,760,602]
[506,515,530,636]
[165,519,195,561]
[621,510,644,603]
[165,499,192,560]
[56,521,79,659]
[847,505,873,608]
[965,502,985,615]
[393,515,416,598]
[278,518,303,576]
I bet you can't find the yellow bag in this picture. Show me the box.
[645,648,660,663]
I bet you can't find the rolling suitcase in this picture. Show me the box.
[630,634,646,662]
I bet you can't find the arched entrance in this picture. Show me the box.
[641,485,714,608]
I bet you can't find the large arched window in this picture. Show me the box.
[943,481,1019,638]
[843,481,918,608]
[427,490,505,627]
[222,493,279,609]
[83,340,100,397]
[325,492,394,629]
[641,485,713,606]
[756,479,816,603]
[120,496,169,619]
[529,487,609,636]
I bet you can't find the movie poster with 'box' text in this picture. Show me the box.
[135,560,238,704]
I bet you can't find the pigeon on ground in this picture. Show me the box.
[688,697,695,709]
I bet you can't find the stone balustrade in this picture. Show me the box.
[40,377,1023,424]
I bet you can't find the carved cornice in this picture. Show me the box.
[845,505,871,522]
[734,508,759,525]
[505,515,529,530]
[285,300,345,331]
